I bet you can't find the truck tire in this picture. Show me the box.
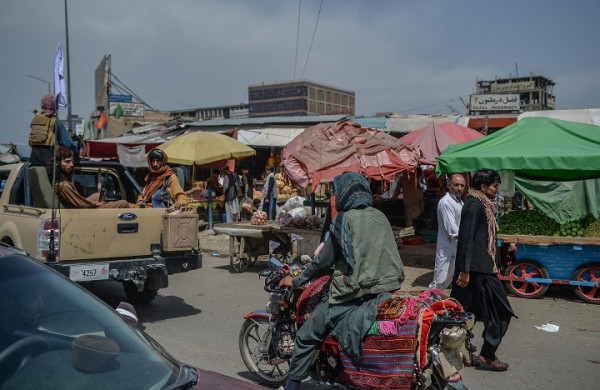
[123,281,158,304]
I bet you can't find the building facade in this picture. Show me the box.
[469,75,556,115]
[248,80,355,117]
[169,104,249,121]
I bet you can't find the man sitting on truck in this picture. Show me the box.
[136,148,188,209]
[49,146,130,209]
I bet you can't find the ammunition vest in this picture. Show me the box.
[29,113,56,146]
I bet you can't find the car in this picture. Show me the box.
[0,243,264,389]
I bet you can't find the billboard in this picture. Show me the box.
[470,94,520,111]
[490,80,535,93]
[94,55,109,108]
[109,102,144,117]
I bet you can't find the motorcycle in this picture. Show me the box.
[239,257,476,390]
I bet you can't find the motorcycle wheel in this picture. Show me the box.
[239,317,289,387]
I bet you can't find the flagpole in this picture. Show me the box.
[64,0,72,133]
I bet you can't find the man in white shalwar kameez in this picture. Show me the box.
[429,174,466,290]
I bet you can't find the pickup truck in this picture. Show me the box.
[0,161,202,303]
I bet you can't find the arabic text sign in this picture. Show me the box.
[109,102,144,117]
[470,94,520,111]
[490,80,535,93]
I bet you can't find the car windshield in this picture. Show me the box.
[0,254,180,389]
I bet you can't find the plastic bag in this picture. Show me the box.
[288,207,308,219]
[281,196,306,211]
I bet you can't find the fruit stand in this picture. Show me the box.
[435,117,600,304]
[497,233,600,304]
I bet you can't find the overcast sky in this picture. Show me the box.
[2,0,599,144]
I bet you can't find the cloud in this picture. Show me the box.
[2,0,600,144]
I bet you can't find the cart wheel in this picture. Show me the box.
[230,236,252,273]
[230,253,252,273]
[504,260,549,299]
[571,263,600,304]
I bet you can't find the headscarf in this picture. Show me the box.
[467,188,499,272]
[329,172,372,274]
[142,148,174,201]
[41,94,55,114]
[333,172,372,212]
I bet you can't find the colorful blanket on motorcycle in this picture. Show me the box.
[338,289,448,390]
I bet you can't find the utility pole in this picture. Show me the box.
[64,0,72,133]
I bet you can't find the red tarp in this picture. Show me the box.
[398,121,484,165]
[281,119,421,191]
[83,140,161,160]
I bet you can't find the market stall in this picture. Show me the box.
[280,118,422,227]
[156,130,256,229]
[436,117,600,303]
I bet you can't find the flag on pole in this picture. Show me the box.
[96,112,108,129]
[54,39,67,108]
[113,104,124,120]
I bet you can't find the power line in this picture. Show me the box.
[293,0,302,80]
[300,0,324,79]
[399,95,470,114]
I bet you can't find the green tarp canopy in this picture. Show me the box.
[435,117,600,181]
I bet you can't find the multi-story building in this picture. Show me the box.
[248,80,355,117]
[469,75,556,115]
[170,104,249,120]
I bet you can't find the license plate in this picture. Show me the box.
[69,264,109,281]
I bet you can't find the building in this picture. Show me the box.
[248,80,355,117]
[170,104,249,120]
[469,75,556,116]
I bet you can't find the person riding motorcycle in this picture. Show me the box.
[278,171,405,390]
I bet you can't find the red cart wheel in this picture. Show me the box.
[571,263,600,304]
[504,260,549,299]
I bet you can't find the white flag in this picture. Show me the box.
[54,39,67,108]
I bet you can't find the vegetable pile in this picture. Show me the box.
[554,214,596,237]
[251,211,268,225]
[498,210,560,236]
[583,217,600,238]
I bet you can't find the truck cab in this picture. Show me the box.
[0,161,202,303]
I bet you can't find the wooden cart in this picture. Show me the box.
[213,221,322,273]
[498,234,600,304]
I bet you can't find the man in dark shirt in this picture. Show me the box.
[451,169,515,371]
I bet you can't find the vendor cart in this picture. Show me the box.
[213,221,322,273]
[498,234,600,304]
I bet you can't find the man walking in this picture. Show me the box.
[429,173,465,290]
[451,169,516,371]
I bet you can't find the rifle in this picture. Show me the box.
[98,169,109,202]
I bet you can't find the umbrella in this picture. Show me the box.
[399,121,484,165]
[281,119,421,191]
[156,130,256,165]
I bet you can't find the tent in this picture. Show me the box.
[435,117,600,181]
[399,121,484,165]
[281,119,421,191]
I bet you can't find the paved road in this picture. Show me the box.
[89,249,599,390]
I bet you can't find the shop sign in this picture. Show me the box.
[470,94,520,111]
[490,80,535,93]
[109,102,144,117]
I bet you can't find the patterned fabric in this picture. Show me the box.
[339,317,420,390]
[467,188,498,268]
[295,275,332,328]
[338,289,450,390]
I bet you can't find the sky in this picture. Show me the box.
[2,0,599,144]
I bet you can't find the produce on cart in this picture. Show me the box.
[436,117,600,304]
